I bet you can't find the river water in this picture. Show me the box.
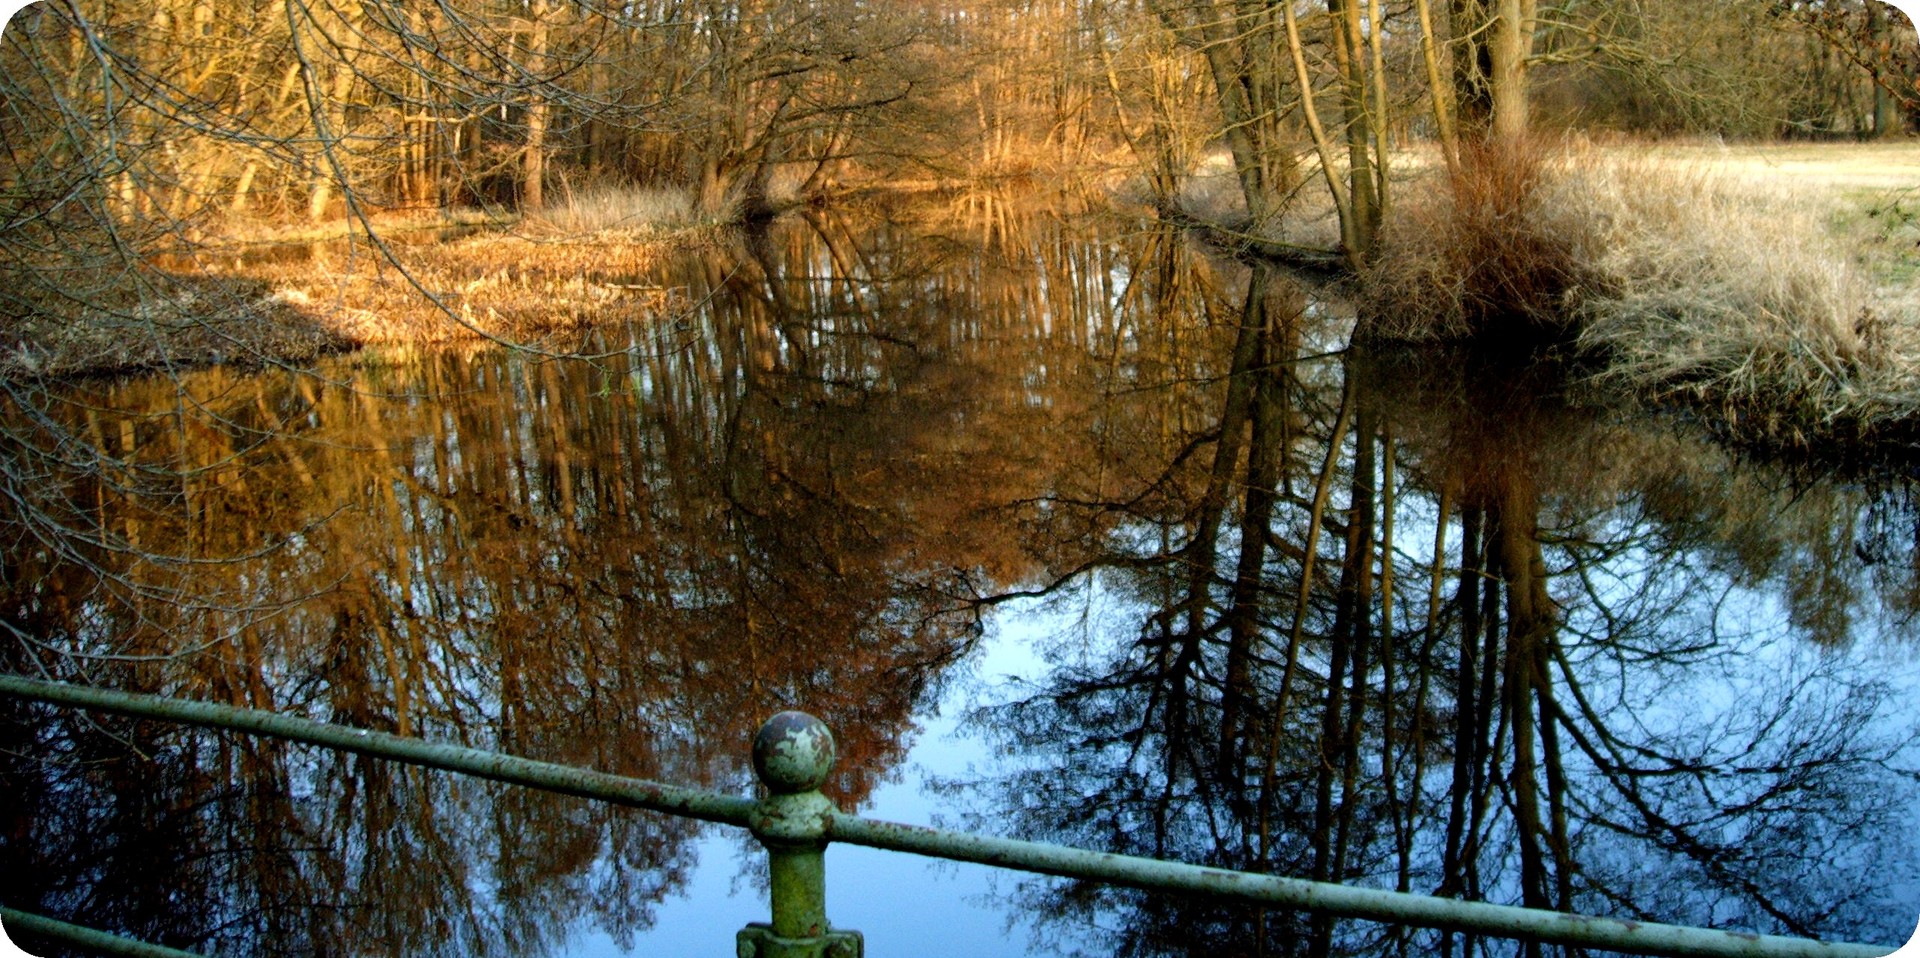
[2,202,1917,956]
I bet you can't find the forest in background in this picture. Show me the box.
[0,0,1914,236]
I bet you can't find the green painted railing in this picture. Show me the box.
[0,673,1903,958]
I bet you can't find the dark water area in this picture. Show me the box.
[2,202,1918,957]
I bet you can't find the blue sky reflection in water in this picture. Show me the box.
[573,610,1071,958]
[1,207,1917,957]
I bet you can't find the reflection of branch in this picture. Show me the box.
[1546,649,1818,937]
[1271,373,1354,727]
[941,555,1144,610]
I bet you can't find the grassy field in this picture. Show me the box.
[1634,141,1920,192]
[1633,141,1920,286]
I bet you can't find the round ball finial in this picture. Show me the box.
[752,711,835,794]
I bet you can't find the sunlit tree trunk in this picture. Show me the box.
[523,0,551,211]
[1415,0,1460,167]
[1330,0,1380,254]
[1488,0,1534,144]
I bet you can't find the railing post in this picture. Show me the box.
[737,711,863,958]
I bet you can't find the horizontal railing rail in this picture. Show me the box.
[1,906,208,958]
[0,673,1903,958]
[0,674,756,827]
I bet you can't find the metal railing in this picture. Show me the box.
[0,673,1902,958]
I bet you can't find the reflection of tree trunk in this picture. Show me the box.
[1310,394,1375,958]
[1540,656,1574,911]
[1164,265,1264,750]
[1441,505,1480,900]
[1492,479,1550,926]
[743,223,808,376]
[1270,375,1353,736]
[1467,531,1501,899]
[1441,498,1503,958]
[1492,471,1563,923]
[1220,271,1281,779]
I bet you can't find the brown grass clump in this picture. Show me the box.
[0,275,349,380]
[530,183,702,235]
[236,224,724,350]
[1360,137,1602,342]
[1,178,754,381]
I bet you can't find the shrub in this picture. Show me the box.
[1358,137,1602,342]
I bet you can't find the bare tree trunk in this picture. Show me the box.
[1330,0,1380,256]
[1280,0,1355,253]
[523,0,551,212]
[1488,0,1533,144]
[1415,0,1460,166]
[1451,0,1494,134]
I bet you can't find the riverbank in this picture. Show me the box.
[7,145,1918,463]
[1345,139,1920,459]
[232,217,732,349]
[0,203,731,381]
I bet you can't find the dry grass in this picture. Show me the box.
[238,224,725,350]
[1355,136,1920,451]
[0,277,347,380]
[1627,140,1920,194]
[1556,147,1920,447]
[195,207,513,248]
[0,217,726,382]
[530,183,703,235]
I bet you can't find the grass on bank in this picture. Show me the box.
[1353,138,1920,454]
[527,183,704,236]
[241,195,730,350]
[0,185,729,380]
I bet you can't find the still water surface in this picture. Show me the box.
[2,204,1917,956]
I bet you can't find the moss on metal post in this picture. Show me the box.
[738,711,863,958]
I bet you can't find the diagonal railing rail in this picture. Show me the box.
[0,673,1903,958]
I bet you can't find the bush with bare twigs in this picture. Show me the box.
[1359,138,1602,342]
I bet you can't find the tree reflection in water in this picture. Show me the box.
[2,203,1916,957]
[953,252,1919,957]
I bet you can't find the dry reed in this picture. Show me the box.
[243,224,722,350]
[531,183,702,235]
[1560,151,1920,447]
